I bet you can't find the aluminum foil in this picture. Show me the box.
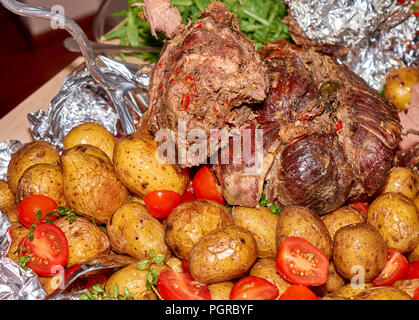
[285,0,419,89]
[0,140,23,181]
[28,56,152,149]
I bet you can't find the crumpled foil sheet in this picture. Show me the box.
[28,55,152,149]
[285,0,419,89]
[0,211,46,300]
[0,140,23,181]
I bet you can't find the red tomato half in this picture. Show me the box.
[349,201,369,217]
[413,287,419,300]
[17,195,57,228]
[144,190,181,219]
[279,285,318,300]
[406,261,419,280]
[157,269,211,300]
[181,259,189,273]
[19,222,69,276]
[230,276,279,300]
[192,166,225,205]
[276,237,329,286]
[372,248,408,286]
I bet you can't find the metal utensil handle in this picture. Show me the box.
[0,0,112,89]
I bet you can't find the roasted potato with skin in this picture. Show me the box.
[7,222,29,263]
[232,206,279,258]
[17,164,66,207]
[63,122,116,161]
[407,243,419,261]
[0,180,16,210]
[353,286,411,300]
[249,258,291,297]
[322,262,345,295]
[61,145,129,224]
[382,167,418,200]
[276,206,332,259]
[331,283,374,299]
[367,192,419,253]
[107,202,170,260]
[321,206,365,241]
[165,199,232,259]
[54,216,110,267]
[208,281,235,300]
[333,223,387,282]
[3,205,18,223]
[113,132,189,196]
[393,279,419,298]
[384,66,419,111]
[188,225,258,284]
[7,140,60,194]
[106,262,169,300]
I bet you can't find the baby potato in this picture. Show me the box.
[249,258,291,297]
[2,205,18,223]
[17,164,66,207]
[0,180,16,210]
[393,279,419,298]
[61,145,129,224]
[208,281,235,300]
[7,222,29,263]
[113,132,189,196]
[232,206,279,258]
[63,122,116,161]
[165,199,232,259]
[324,262,345,295]
[106,262,169,300]
[382,167,418,200]
[331,283,374,299]
[188,225,258,284]
[407,243,419,261]
[333,223,387,282]
[353,286,411,300]
[367,192,419,253]
[384,66,419,111]
[7,140,60,194]
[54,216,110,267]
[107,202,170,260]
[276,206,332,259]
[321,206,365,241]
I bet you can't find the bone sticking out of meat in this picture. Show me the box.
[147,1,269,167]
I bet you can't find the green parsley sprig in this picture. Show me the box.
[259,192,281,215]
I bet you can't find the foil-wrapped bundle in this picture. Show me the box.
[284,0,419,89]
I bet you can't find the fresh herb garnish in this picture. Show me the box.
[137,249,165,298]
[104,0,290,62]
[79,284,136,300]
[259,192,281,215]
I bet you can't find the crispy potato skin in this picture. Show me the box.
[208,281,235,300]
[17,164,67,206]
[7,140,60,194]
[54,216,110,267]
[232,206,279,258]
[382,167,418,200]
[113,132,189,196]
[332,223,387,282]
[0,180,16,210]
[392,279,419,298]
[408,242,419,261]
[106,202,170,260]
[61,145,129,224]
[7,222,29,263]
[330,283,374,299]
[384,67,419,111]
[165,199,232,259]
[321,206,365,241]
[63,122,116,161]
[367,192,419,253]
[324,262,345,295]
[2,205,18,223]
[353,286,411,300]
[275,206,332,259]
[188,225,258,284]
[106,262,169,300]
[249,258,291,297]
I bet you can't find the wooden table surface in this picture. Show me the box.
[0,56,84,144]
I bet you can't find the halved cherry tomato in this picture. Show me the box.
[85,274,109,290]
[180,190,196,204]
[349,201,369,217]
[18,222,69,276]
[157,269,211,300]
[279,285,318,300]
[181,259,189,273]
[17,195,57,228]
[230,276,279,300]
[413,287,419,300]
[192,166,225,205]
[276,237,329,286]
[406,261,419,279]
[144,190,181,219]
[372,248,408,286]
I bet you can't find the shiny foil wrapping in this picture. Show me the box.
[285,0,419,89]
[0,140,23,181]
